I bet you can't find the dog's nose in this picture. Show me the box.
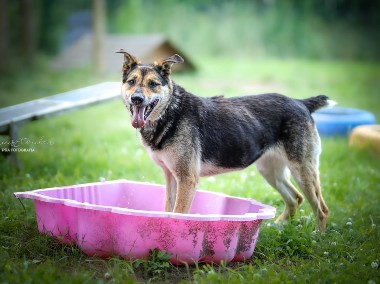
[131,93,144,105]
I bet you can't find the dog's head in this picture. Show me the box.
[116,50,184,129]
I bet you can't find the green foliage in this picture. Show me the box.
[111,0,380,61]
[3,0,379,75]
[134,249,173,281]
[5,0,89,56]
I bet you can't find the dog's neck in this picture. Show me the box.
[139,81,184,150]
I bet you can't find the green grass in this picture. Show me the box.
[1,57,380,283]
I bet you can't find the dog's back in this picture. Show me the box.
[167,87,330,169]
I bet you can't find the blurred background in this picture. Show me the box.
[0,0,379,73]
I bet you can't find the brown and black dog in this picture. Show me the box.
[117,50,333,232]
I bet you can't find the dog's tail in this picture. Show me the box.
[300,95,337,113]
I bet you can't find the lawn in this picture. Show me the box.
[1,57,379,283]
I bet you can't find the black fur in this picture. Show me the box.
[299,95,329,113]
[140,90,183,150]
[140,82,330,167]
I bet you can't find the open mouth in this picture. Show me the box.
[130,98,159,128]
[144,98,159,120]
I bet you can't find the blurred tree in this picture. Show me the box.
[93,0,106,73]
[21,0,37,64]
[38,0,66,55]
[0,0,9,72]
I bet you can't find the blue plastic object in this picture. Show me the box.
[312,107,376,137]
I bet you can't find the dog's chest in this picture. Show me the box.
[143,145,170,170]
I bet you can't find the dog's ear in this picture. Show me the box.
[115,49,141,73]
[155,54,184,78]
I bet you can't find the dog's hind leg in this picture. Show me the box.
[256,148,304,224]
[286,130,329,232]
[289,161,328,232]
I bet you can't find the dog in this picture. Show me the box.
[116,50,333,232]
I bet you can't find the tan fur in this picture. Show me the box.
[121,67,172,126]
[145,119,200,213]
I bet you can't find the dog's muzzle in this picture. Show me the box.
[131,93,144,105]
[129,94,159,129]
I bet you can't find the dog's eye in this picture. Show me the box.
[148,80,160,88]
[127,79,136,86]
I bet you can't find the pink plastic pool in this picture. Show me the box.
[14,179,275,264]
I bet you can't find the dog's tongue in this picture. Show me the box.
[132,106,145,128]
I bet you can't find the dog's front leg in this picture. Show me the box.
[163,168,177,211]
[171,149,200,213]
[172,173,198,213]
[161,137,200,213]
